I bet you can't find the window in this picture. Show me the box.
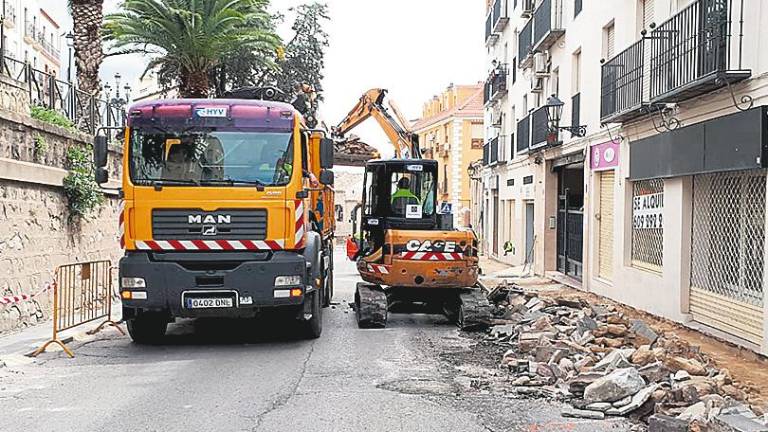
[471,139,483,149]
[512,57,517,83]
[631,179,664,272]
[575,0,583,17]
[604,22,616,59]
[390,170,436,217]
[572,50,582,94]
[551,67,560,97]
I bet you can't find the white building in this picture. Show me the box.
[480,0,768,355]
[2,1,63,78]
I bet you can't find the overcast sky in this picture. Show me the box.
[44,0,485,154]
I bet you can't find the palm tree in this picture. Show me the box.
[104,0,281,98]
[69,0,105,97]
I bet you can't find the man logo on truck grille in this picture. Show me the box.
[188,214,232,224]
[202,225,218,236]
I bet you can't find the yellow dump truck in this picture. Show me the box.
[94,88,335,343]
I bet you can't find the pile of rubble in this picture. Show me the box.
[485,282,768,431]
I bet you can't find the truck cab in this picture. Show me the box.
[95,96,335,342]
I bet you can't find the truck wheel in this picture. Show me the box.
[323,246,334,308]
[127,313,167,345]
[302,290,323,339]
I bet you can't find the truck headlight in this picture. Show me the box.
[274,275,302,287]
[121,277,146,288]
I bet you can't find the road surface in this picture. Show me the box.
[0,247,635,432]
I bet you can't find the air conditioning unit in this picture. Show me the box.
[531,77,544,93]
[521,0,535,17]
[533,52,549,76]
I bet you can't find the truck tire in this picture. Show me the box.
[302,290,322,339]
[322,243,334,308]
[127,313,167,345]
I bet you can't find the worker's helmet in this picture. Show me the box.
[397,176,410,190]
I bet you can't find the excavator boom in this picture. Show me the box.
[334,89,421,159]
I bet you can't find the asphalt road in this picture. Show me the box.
[0,247,636,432]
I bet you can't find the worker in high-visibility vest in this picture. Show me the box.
[391,176,420,215]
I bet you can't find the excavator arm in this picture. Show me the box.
[334,89,421,159]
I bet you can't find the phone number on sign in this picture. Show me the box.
[633,213,663,229]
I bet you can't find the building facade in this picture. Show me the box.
[3,1,63,78]
[480,0,768,354]
[412,84,484,227]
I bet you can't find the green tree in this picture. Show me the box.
[69,0,105,97]
[104,0,281,98]
[259,3,330,117]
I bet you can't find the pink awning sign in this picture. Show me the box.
[591,140,620,171]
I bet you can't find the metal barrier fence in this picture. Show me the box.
[0,52,126,135]
[31,260,124,358]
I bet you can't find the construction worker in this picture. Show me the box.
[391,176,421,215]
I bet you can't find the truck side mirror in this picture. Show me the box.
[94,135,108,168]
[95,167,109,185]
[320,138,334,169]
[319,169,334,186]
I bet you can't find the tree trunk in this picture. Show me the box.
[180,68,210,98]
[70,0,104,98]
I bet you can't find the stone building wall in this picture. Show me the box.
[0,103,123,334]
[333,169,364,238]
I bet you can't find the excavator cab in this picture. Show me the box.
[355,159,438,259]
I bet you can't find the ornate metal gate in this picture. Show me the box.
[690,169,766,345]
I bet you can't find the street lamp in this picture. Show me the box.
[544,94,587,142]
[65,32,74,83]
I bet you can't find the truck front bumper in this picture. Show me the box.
[119,251,309,319]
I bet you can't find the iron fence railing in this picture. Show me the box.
[533,0,563,51]
[517,114,530,154]
[519,19,533,61]
[483,142,490,165]
[485,12,494,42]
[489,136,499,164]
[4,3,15,25]
[484,64,508,104]
[0,52,126,135]
[530,106,549,149]
[491,0,509,32]
[600,39,645,122]
[649,0,733,100]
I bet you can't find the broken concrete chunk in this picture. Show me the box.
[585,402,613,412]
[665,356,708,376]
[593,348,635,372]
[606,324,628,337]
[630,345,657,366]
[583,367,645,403]
[711,414,768,432]
[678,401,707,421]
[490,324,517,339]
[612,395,632,408]
[648,414,689,432]
[674,370,692,381]
[605,384,658,416]
[561,407,606,420]
[629,319,659,345]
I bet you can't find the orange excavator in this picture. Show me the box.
[334,89,491,329]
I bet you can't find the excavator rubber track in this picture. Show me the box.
[456,287,493,331]
[355,282,388,328]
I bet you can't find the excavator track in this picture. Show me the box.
[355,283,388,328]
[456,287,493,331]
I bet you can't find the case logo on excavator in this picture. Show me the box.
[405,240,458,253]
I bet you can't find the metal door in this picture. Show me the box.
[493,192,499,256]
[557,167,584,279]
[525,203,535,264]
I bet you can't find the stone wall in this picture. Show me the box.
[333,169,364,238]
[0,105,123,334]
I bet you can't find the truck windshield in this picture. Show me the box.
[129,128,294,186]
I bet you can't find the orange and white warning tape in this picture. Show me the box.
[0,282,53,306]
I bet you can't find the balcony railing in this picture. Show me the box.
[25,21,35,38]
[532,0,564,52]
[519,19,534,67]
[37,34,61,59]
[484,65,508,105]
[521,0,535,17]
[517,114,531,154]
[491,0,510,33]
[3,4,15,26]
[489,136,499,164]
[485,12,498,45]
[530,106,550,150]
[482,142,490,165]
[600,0,750,123]
[600,39,645,123]
[648,0,749,102]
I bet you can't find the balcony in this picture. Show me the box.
[489,136,499,165]
[530,106,550,150]
[521,0,535,18]
[491,0,510,33]
[37,34,61,60]
[532,0,564,52]
[518,19,534,68]
[485,13,499,46]
[600,0,751,124]
[3,4,15,27]
[484,65,508,105]
[482,142,490,165]
[24,22,35,42]
[647,0,750,103]
[517,114,531,154]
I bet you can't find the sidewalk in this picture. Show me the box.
[0,304,124,361]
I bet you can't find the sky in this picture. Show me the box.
[44,0,486,155]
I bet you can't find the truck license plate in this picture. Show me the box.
[185,297,233,309]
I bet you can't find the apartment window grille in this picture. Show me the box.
[631,178,664,271]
